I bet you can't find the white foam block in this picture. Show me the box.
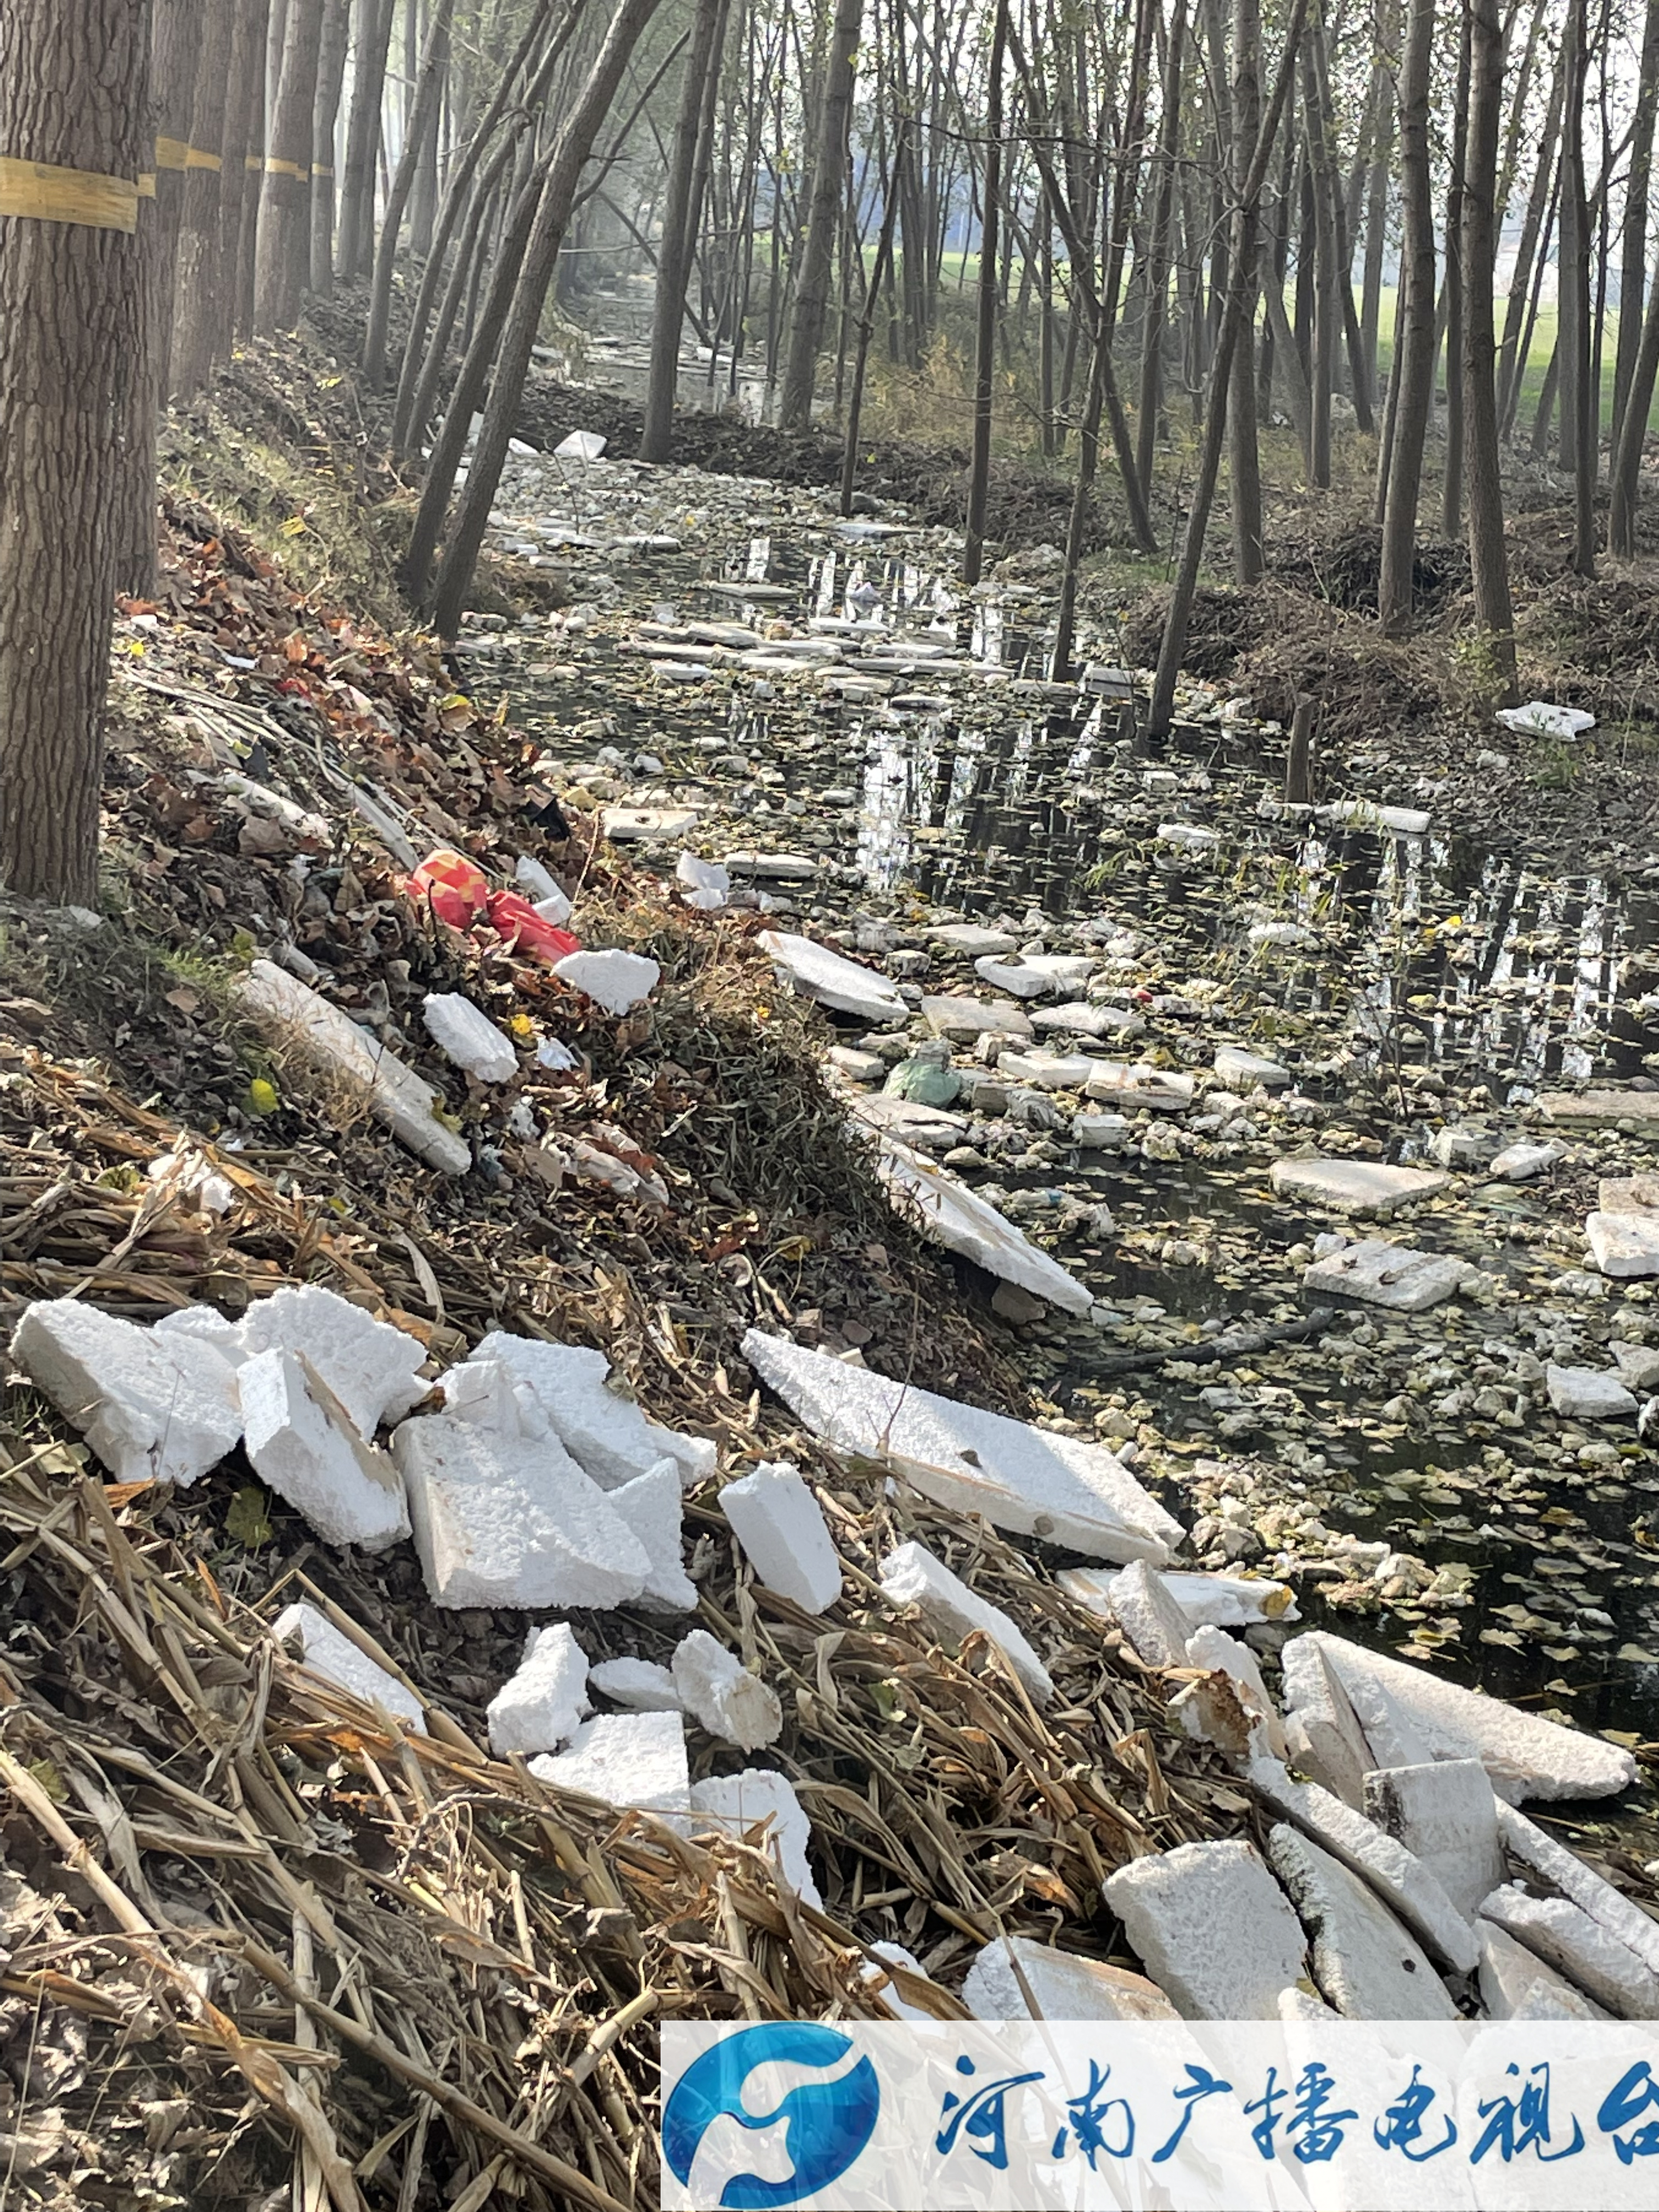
[1302,1239,1471,1312]
[759,931,907,1023]
[238,959,471,1173]
[743,1329,1180,1563]
[239,1347,410,1550]
[1295,1629,1639,1802]
[391,1412,650,1609]
[607,1459,697,1610]
[1479,1883,1658,2019]
[422,992,518,1082]
[1269,1156,1451,1215]
[672,1631,782,1749]
[273,1601,426,1733]
[550,948,660,1015]
[1060,1565,1299,1630]
[1103,1840,1307,2020]
[1098,1558,1193,1668]
[719,1461,843,1613]
[529,1710,690,1811]
[228,1285,430,1437]
[874,1138,1092,1314]
[962,1935,1177,2022]
[880,1541,1053,1705]
[472,1332,714,1489]
[1251,1758,1479,1971]
[1545,1363,1639,1419]
[1268,1824,1459,2019]
[861,1941,939,2020]
[690,1768,821,1906]
[14,1299,242,1488]
[1187,1627,1286,1758]
[1476,1915,1609,2019]
[1363,1759,1506,1925]
[1278,1635,1375,1806]
[488,1622,590,1757]
[1496,1803,1659,1977]
[589,1656,682,1710]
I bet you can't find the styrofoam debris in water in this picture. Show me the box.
[487,1623,590,1757]
[1278,1636,1375,1807]
[1545,1363,1639,1418]
[550,949,659,1015]
[1268,1155,1451,1215]
[237,959,471,1173]
[759,930,908,1023]
[879,1541,1053,1704]
[272,1602,426,1733]
[162,1284,431,1440]
[1267,1825,1459,2020]
[1362,1759,1506,1925]
[1213,1045,1290,1090]
[15,1299,243,1488]
[873,1138,1092,1314]
[994,1050,1098,1091]
[689,1769,820,1906]
[1103,1840,1307,2020]
[1585,1211,1659,1278]
[529,1710,690,1813]
[589,1657,682,1711]
[1082,1063,1195,1112]
[1059,1564,1298,1630]
[606,1459,697,1610]
[1302,1237,1474,1313]
[239,1347,410,1551]
[469,1332,714,1488]
[671,1630,782,1750]
[1288,1629,1640,1802]
[1479,1883,1659,2018]
[676,853,729,909]
[973,954,1096,1000]
[391,1412,652,1609]
[421,992,518,1082]
[962,1935,1178,2022]
[718,1461,843,1613]
[742,1329,1180,1563]
[1490,1140,1561,1181]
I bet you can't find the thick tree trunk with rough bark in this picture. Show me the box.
[1461,0,1516,696]
[1377,0,1435,632]
[778,0,864,429]
[169,0,235,398]
[338,0,396,279]
[308,0,351,295]
[962,0,1007,586]
[1228,0,1263,580]
[0,0,149,900]
[253,0,323,329]
[215,0,264,347]
[640,0,727,459]
[364,0,460,386]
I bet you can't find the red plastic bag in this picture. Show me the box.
[486,890,580,963]
[408,848,489,928]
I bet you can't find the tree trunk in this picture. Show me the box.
[1462,0,1517,697]
[1496,48,1565,426]
[234,0,272,338]
[1376,0,1435,633]
[1052,318,1109,683]
[0,0,149,900]
[364,0,460,385]
[1136,0,1186,497]
[169,0,236,399]
[962,0,1008,586]
[1301,47,1333,483]
[253,0,323,329]
[841,119,906,513]
[1440,2,1471,534]
[1559,0,1595,575]
[641,0,727,459]
[1613,0,1659,443]
[1228,0,1263,579]
[1610,245,1659,552]
[778,0,864,429]
[309,0,351,295]
[215,0,265,351]
[427,0,668,634]
[338,0,396,280]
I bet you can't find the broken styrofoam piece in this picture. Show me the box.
[676,853,730,910]
[1083,1062,1195,1112]
[1480,1883,1659,2019]
[1362,1759,1505,1926]
[554,430,606,461]
[471,1332,714,1489]
[514,854,561,904]
[1214,1045,1290,1091]
[1546,1363,1639,1419]
[1269,1155,1451,1215]
[689,1769,820,1907]
[1186,1627,1287,1758]
[719,1461,842,1614]
[861,1941,938,2020]
[874,1137,1092,1314]
[391,1412,651,1609]
[995,1050,1098,1091]
[439,1357,547,1434]
[671,1630,782,1751]
[1496,1801,1659,1977]
[1268,1824,1459,2020]
[759,930,909,1023]
[1587,1211,1659,1279]
[1302,1237,1473,1313]
[880,1541,1053,1705]
[1496,701,1595,739]
[238,959,471,1173]
[1105,1841,1307,2021]
[15,1299,242,1489]
[1491,1141,1562,1181]
[963,1936,1178,2023]
[239,1347,410,1551]
[218,1285,431,1439]
[1061,1564,1298,1630]
[550,948,659,1016]
[1278,1636,1375,1808]
[1099,1559,1194,1668]
[273,1601,426,1733]
[1476,1915,1609,2020]
[422,992,518,1083]
[973,954,1096,1000]
[487,1623,591,1758]
[589,1657,682,1711]
[1294,1629,1640,1802]
[1249,1758,1479,1971]
[1318,800,1433,837]
[529,1710,690,1812]
[606,1459,697,1611]
[743,1330,1179,1563]
[146,1142,234,1215]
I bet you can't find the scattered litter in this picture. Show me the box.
[719,1461,842,1613]
[14,1299,242,1489]
[670,1629,782,1749]
[962,1936,1177,2022]
[273,1602,426,1733]
[487,1623,591,1757]
[550,947,659,1014]
[690,1769,820,1906]
[1103,1839,1308,2019]
[422,992,519,1082]
[528,1710,690,1811]
[239,1346,410,1551]
[880,1540,1053,1704]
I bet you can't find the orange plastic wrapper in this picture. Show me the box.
[407,848,489,928]
[486,890,580,963]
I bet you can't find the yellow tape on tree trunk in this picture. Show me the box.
[155,136,190,170]
[263,156,310,179]
[137,173,157,196]
[245,152,263,171]
[185,148,222,171]
[0,156,139,233]
[312,162,333,177]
